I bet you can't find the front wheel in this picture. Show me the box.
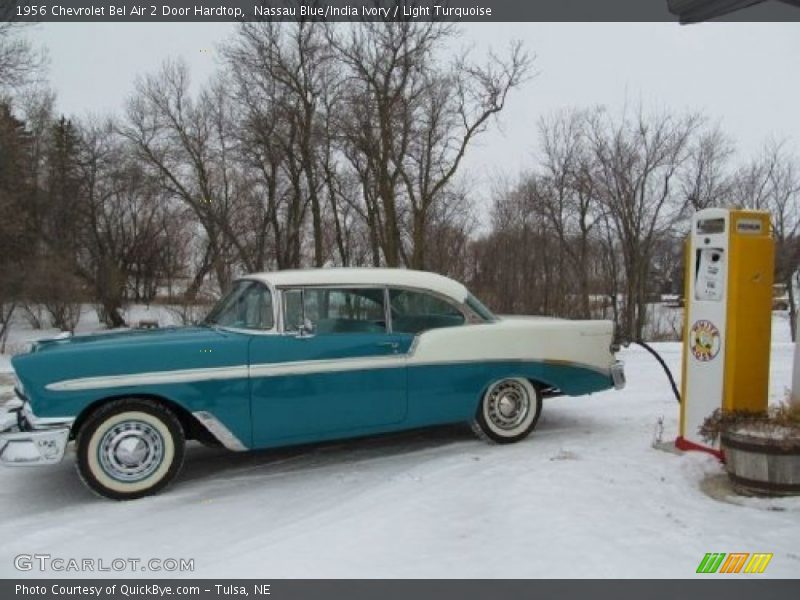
[472,377,542,444]
[76,398,185,500]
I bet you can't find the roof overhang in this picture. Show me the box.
[668,0,800,23]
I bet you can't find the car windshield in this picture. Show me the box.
[204,280,274,330]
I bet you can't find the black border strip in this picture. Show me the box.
[2,579,800,599]
[5,0,800,23]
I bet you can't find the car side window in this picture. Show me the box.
[283,289,304,332]
[283,288,387,334]
[389,289,465,334]
[207,281,274,330]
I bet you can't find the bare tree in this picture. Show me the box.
[225,22,329,270]
[535,109,600,318]
[24,115,86,331]
[680,126,735,212]
[398,41,531,269]
[330,22,529,269]
[226,21,338,268]
[329,21,447,266]
[733,141,800,339]
[0,101,37,348]
[586,107,703,340]
[0,18,47,347]
[122,60,244,291]
[471,178,564,316]
[75,119,185,327]
[0,18,46,90]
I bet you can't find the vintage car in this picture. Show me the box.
[0,269,625,500]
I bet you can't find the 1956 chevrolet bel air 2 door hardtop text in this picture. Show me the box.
[0,268,625,499]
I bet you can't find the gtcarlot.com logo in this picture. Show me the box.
[14,554,194,573]
[696,553,773,574]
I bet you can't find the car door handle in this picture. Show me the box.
[377,341,400,352]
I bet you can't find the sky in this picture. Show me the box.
[32,21,800,211]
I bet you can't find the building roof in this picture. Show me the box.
[244,268,470,303]
[667,0,800,23]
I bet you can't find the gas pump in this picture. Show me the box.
[677,207,774,455]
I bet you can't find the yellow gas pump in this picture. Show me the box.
[677,207,774,455]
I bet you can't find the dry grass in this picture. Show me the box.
[700,403,800,446]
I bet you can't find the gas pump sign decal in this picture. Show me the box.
[735,219,763,234]
[690,320,721,361]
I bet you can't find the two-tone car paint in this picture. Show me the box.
[5,269,624,462]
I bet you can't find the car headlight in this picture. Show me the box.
[3,373,24,411]
[12,372,24,397]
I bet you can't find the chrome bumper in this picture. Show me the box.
[611,361,626,390]
[0,403,73,466]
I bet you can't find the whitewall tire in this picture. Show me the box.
[76,398,185,500]
[472,377,542,444]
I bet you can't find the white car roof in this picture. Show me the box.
[244,268,470,304]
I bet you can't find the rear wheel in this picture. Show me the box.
[472,377,542,444]
[76,398,185,500]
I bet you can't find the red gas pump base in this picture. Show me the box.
[675,436,725,461]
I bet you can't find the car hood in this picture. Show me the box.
[11,326,251,406]
[27,326,227,354]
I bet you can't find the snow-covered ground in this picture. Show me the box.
[0,310,798,578]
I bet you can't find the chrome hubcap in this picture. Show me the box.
[486,380,530,430]
[498,395,517,418]
[98,421,164,482]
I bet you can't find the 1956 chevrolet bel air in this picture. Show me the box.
[0,268,625,499]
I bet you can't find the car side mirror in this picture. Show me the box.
[298,318,316,338]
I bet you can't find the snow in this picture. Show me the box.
[0,309,798,578]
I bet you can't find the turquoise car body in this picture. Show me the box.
[11,325,614,451]
[4,269,624,466]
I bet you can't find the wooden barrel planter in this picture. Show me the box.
[721,427,800,496]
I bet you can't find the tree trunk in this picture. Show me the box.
[787,273,797,343]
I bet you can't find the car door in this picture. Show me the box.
[388,287,477,427]
[249,286,412,447]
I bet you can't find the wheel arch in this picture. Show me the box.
[525,377,561,398]
[471,373,552,414]
[70,393,219,447]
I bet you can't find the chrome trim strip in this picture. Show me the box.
[408,357,614,377]
[213,326,280,336]
[249,355,406,379]
[45,365,250,392]
[384,286,393,334]
[44,356,614,393]
[192,411,247,451]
